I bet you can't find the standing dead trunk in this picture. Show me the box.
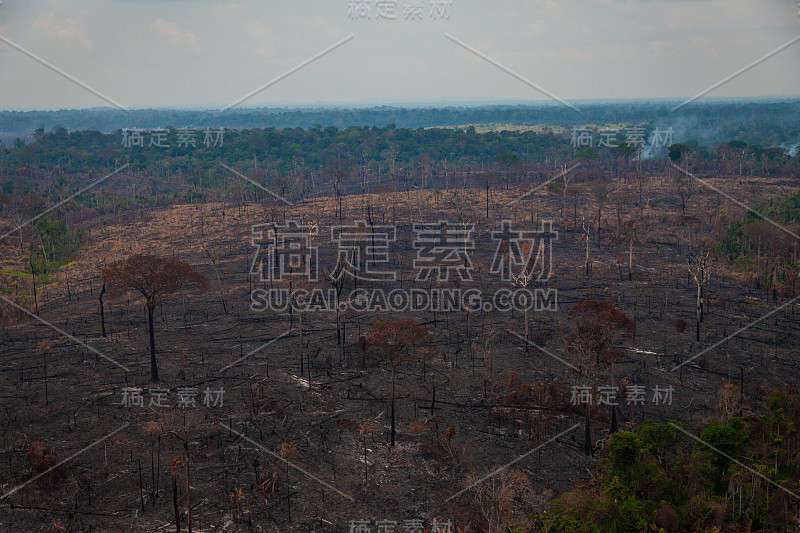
[688,250,710,343]
[523,305,530,353]
[30,256,39,315]
[584,225,591,277]
[201,243,227,315]
[584,400,593,456]
[696,282,702,341]
[390,368,396,447]
[485,180,490,220]
[628,239,634,281]
[99,283,107,337]
[610,404,618,434]
[184,438,191,533]
[172,473,181,533]
[610,363,618,434]
[299,311,304,377]
[148,305,158,382]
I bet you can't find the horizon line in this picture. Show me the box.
[2,95,800,114]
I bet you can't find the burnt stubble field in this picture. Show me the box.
[2,159,800,531]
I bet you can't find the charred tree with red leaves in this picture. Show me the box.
[568,300,636,455]
[102,254,209,382]
[367,318,435,447]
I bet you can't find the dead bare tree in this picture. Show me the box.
[510,241,546,352]
[199,239,227,315]
[581,217,592,277]
[688,248,712,342]
[589,180,609,243]
[620,217,643,282]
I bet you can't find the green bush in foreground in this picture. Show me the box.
[539,388,800,532]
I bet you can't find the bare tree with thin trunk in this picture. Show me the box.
[688,247,712,342]
[589,180,609,243]
[199,239,227,315]
[581,217,592,277]
[510,240,546,352]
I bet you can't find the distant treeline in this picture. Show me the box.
[1,123,798,203]
[1,100,799,148]
[1,124,573,177]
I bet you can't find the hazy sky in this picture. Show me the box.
[0,0,798,111]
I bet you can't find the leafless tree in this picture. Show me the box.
[687,247,712,342]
